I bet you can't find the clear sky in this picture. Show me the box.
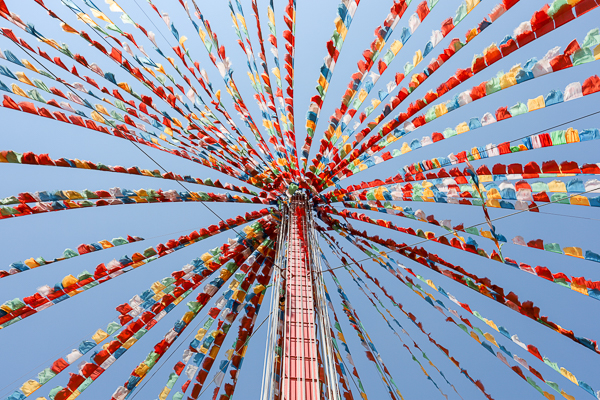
[0,0,599,399]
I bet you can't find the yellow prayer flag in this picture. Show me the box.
[527,95,545,111]
[24,258,40,269]
[66,390,80,400]
[15,72,34,87]
[76,13,98,27]
[570,195,590,206]
[98,240,114,249]
[483,333,498,347]
[560,367,578,385]
[92,329,109,344]
[565,128,580,143]
[500,72,517,89]
[335,17,348,40]
[11,84,29,98]
[400,142,411,154]
[318,75,329,93]
[485,319,499,331]
[151,281,166,294]
[182,311,194,324]
[548,180,567,192]
[158,387,170,400]
[560,390,575,400]
[390,40,403,55]
[91,111,106,124]
[455,122,469,134]
[563,247,583,258]
[593,44,600,60]
[179,36,188,48]
[571,282,588,295]
[134,363,149,377]
[62,275,78,288]
[467,0,480,12]
[117,82,131,93]
[20,380,41,396]
[435,103,448,117]
[413,50,423,66]
[91,9,112,23]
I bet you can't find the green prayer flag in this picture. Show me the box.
[453,3,467,24]
[509,102,528,117]
[106,321,121,335]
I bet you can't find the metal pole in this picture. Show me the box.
[262,192,340,400]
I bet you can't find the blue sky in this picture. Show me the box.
[0,0,599,399]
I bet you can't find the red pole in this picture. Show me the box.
[281,194,319,400]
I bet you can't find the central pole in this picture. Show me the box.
[261,192,340,400]
[281,193,319,400]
